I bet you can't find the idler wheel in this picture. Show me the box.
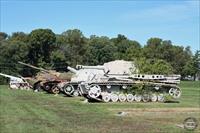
[111,93,118,102]
[126,94,134,102]
[119,94,126,102]
[150,94,157,102]
[157,94,165,102]
[169,88,181,99]
[135,95,142,102]
[73,90,79,97]
[102,93,111,102]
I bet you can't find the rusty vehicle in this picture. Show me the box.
[18,62,70,94]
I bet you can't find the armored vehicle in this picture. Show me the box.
[18,62,70,94]
[65,60,181,102]
[0,73,32,90]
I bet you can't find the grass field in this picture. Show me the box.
[0,81,199,133]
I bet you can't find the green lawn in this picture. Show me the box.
[0,81,199,133]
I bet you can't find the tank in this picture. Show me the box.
[62,65,106,96]
[0,73,32,90]
[66,60,181,102]
[18,62,70,94]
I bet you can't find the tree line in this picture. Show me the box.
[0,29,199,83]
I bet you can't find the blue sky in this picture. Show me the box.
[0,0,199,53]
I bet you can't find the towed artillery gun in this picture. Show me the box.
[0,73,32,90]
[18,62,69,94]
[65,60,181,102]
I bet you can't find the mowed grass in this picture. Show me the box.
[0,81,199,133]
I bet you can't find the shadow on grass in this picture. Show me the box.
[164,101,180,103]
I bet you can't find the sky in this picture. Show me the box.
[0,0,199,53]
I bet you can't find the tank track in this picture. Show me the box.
[9,82,32,90]
[79,81,181,103]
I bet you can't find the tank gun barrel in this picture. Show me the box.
[18,61,49,73]
[0,73,16,79]
[0,73,23,82]
[76,65,105,70]
[76,65,108,73]
[67,66,78,74]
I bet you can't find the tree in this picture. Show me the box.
[193,50,200,80]
[60,29,87,66]
[9,32,29,43]
[182,51,200,80]
[0,32,8,41]
[28,29,56,66]
[135,58,173,74]
[50,50,67,71]
[0,41,29,76]
[84,36,117,65]
[142,37,162,59]
[142,38,192,75]
[111,34,141,60]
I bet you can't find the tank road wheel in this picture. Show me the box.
[142,94,150,102]
[135,95,142,102]
[169,88,181,99]
[150,94,157,102]
[44,85,51,91]
[63,84,74,95]
[73,90,79,97]
[118,94,126,102]
[51,85,60,94]
[111,93,119,102]
[88,85,101,99]
[126,94,134,102]
[157,94,165,102]
[102,93,111,102]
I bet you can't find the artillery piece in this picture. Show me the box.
[65,60,181,102]
[18,62,69,94]
[0,73,32,90]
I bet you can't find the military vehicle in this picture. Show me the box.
[65,60,181,102]
[18,62,70,94]
[0,73,32,90]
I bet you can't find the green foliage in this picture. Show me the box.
[60,29,87,66]
[0,41,29,75]
[9,32,29,43]
[28,29,56,66]
[111,34,141,60]
[135,58,173,74]
[0,32,8,41]
[50,50,67,71]
[84,36,117,65]
[143,38,192,75]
